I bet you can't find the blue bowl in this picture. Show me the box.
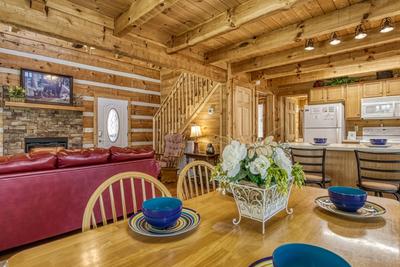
[328,186,367,212]
[144,210,181,229]
[142,197,182,218]
[314,138,327,144]
[142,197,182,229]
[370,139,387,145]
[273,243,350,267]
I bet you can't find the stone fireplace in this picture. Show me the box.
[2,107,83,155]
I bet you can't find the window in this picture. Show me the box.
[107,108,119,142]
[257,104,264,139]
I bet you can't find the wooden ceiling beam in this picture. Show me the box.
[0,0,226,81]
[45,0,115,29]
[30,0,46,13]
[232,22,400,74]
[267,54,400,87]
[166,0,301,54]
[206,0,400,64]
[114,0,179,37]
[253,42,400,79]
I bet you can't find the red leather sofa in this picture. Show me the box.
[0,147,160,252]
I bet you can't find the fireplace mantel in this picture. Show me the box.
[5,101,85,112]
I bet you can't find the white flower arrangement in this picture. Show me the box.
[212,137,305,194]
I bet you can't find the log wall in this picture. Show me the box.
[0,28,160,155]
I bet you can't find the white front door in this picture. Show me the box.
[97,97,128,148]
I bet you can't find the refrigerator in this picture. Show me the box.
[303,103,345,144]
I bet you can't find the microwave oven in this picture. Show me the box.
[361,96,400,119]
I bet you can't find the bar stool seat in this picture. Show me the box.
[355,150,400,201]
[290,147,330,188]
[306,173,332,183]
[360,181,399,192]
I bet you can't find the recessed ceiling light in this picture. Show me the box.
[354,25,367,40]
[380,17,394,33]
[304,39,315,51]
[329,32,341,45]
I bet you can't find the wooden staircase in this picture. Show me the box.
[153,72,221,153]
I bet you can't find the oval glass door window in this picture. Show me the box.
[107,108,119,143]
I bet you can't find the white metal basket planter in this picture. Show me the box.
[230,179,293,234]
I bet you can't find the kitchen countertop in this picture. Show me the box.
[289,142,400,152]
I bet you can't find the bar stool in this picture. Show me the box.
[355,150,400,201]
[290,147,331,188]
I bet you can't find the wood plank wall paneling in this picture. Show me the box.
[0,34,161,150]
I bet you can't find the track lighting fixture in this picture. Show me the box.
[354,24,367,40]
[329,32,341,45]
[304,39,315,51]
[380,17,394,33]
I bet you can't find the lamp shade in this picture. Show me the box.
[190,125,202,138]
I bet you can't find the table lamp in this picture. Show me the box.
[190,125,202,153]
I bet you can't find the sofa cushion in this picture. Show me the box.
[57,148,110,168]
[110,146,155,163]
[0,152,57,175]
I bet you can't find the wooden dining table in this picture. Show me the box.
[8,187,400,267]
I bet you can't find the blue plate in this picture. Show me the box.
[129,208,200,237]
[328,186,367,212]
[273,243,350,267]
[249,256,273,267]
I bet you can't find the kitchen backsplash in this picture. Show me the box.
[346,119,400,137]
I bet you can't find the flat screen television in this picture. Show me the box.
[21,69,73,105]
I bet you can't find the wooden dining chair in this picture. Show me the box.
[82,171,171,232]
[355,150,400,201]
[177,160,215,200]
[290,147,331,188]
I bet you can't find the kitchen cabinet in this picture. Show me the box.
[345,84,362,119]
[309,86,344,103]
[362,81,384,98]
[309,88,325,103]
[386,79,400,96]
[326,86,345,102]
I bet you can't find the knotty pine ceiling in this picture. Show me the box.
[67,0,399,69]
[67,0,354,50]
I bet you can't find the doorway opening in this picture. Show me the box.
[284,95,308,142]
